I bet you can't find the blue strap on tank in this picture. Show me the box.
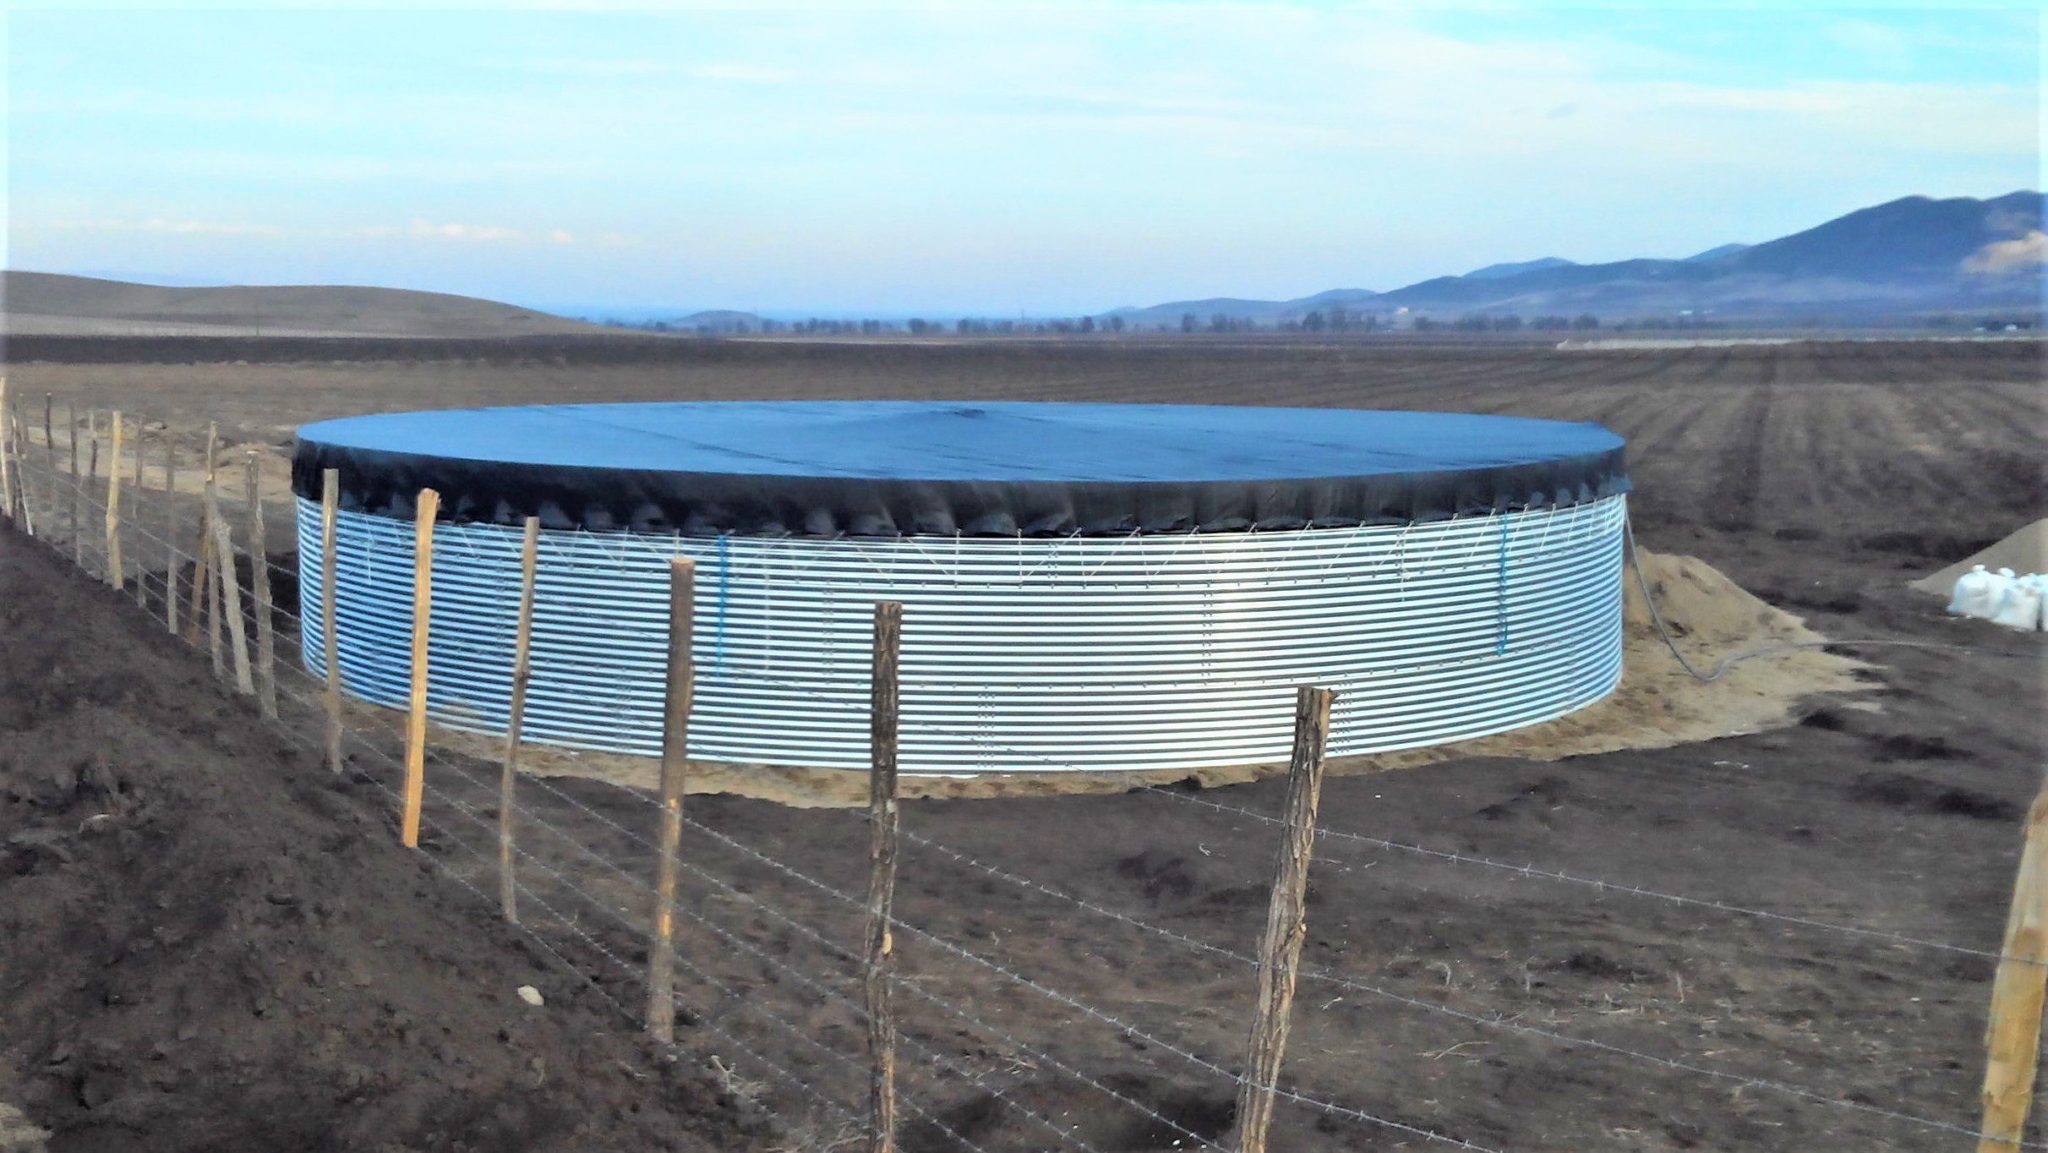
[715,532,731,675]
[1496,517,1510,656]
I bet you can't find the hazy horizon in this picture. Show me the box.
[7,5,2040,317]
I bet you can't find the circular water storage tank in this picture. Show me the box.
[292,401,1631,775]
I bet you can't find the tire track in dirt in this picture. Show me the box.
[1705,371,1775,533]
[1755,384,1830,539]
[1593,387,1726,527]
[1443,355,1604,416]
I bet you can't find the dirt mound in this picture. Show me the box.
[0,533,757,1153]
[1908,518,2048,597]
[487,547,1870,806]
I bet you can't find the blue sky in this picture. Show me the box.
[5,4,2039,316]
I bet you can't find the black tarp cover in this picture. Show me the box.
[292,401,1630,537]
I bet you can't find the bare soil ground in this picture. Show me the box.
[0,534,760,1153]
[3,336,2045,1151]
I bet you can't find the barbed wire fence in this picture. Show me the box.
[2,394,2044,1152]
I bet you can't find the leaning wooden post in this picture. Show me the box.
[19,403,41,535]
[23,408,45,536]
[0,375,15,527]
[3,404,23,532]
[321,468,345,773]
[206,534,227,673]
[646,556,696,1041]
[12,403,35,533]
[190,424,218,651]
[0,397,18,530]
[19,405,42,535]
[188,505,213,648]
[499,516,542,923]
[400,487,439,849]
[42,394,55,491]
[244,454,278,718]
[864,600,905,1153]
[0,382,16,525]
[205,480,255,696]
[1977,782,2048,1152]
[104,411,125,590]
[163,432,179,631]
[205,426,225,667]
[1233,685,1336,1153]
[11,405,33,533]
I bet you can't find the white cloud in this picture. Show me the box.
[482,57,670,78]
[409,219,524,242]
[548,229,576,245]
[691,61,794,84]
[1963,231,2048,276]
[46,217,286,236]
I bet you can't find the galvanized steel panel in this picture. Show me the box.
[297,496,1626,773]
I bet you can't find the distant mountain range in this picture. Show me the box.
[1109,192,2044,326]
[8,192,2039,337]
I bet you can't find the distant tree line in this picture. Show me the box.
[1286,305,1382,333]
[595,309,2046,338]
[595,311,1627,338]
[1406,313,1601,333]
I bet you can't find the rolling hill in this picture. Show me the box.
[0,272,614,338]
[1110,191,2044,325]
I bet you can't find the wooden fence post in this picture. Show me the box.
[187,502,210,646]
[499,516,541,923]
[21,405,42,536]
[647,557,696,1041]
[321,468,344,773]
[205,480,255,696]
[205,426,225,668]
[1978,783,2048,1152]
[130,425,145,607]
[13,405,34,534]
[205,527,226,674]
[4,404,27,535]
[192,424,219,655]
[84,417,100,575]
[42,394,55,499]
[244,454,278,719]
[400,487,439,849]
[1,383,21,532]
[865,600,905,1153]
[1,384,17,527]
[104,411,124,591]
[0,375,15,527]
[10,403,27,531]
[1233,685,1335,1153]
[67,402,81,567]
[162,432,179,630]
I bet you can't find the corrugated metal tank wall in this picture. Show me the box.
[296,494,1626,774]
